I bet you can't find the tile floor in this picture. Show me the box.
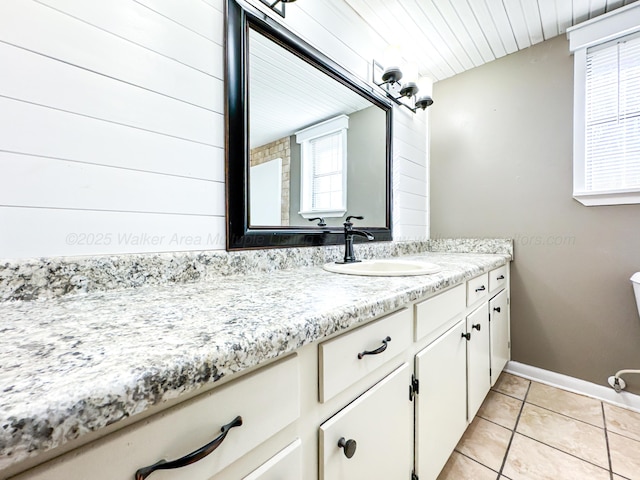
[437,373,640,480]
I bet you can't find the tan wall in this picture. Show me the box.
[430,35,640,393]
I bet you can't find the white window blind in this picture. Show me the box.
[310,132,343,211]
[585,34,640,193]
[295,114,348,217]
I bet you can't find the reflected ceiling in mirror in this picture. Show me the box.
[248,28,387,229]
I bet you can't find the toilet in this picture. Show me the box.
[632,272,640,315]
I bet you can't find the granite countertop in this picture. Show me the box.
[0,251,510,472]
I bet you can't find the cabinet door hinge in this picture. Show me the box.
[409,374,419,401]
[507,296,510,305]
[490,367,492,377]
[412,472,419,480]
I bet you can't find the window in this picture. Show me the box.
[295,115,348,217]
[568,4,640,205]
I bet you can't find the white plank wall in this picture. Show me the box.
[0,0,429,259]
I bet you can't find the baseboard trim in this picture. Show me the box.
[505,361,640,413]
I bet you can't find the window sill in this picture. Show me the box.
[299,209,347,219]
[573,190,640,206]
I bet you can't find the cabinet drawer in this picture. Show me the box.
[318,308,411,403]
[243,439,301,480]
[13,356,300,480]
[319,364,413,480]
[489,265,507,293]
[414,284,465,342]
[467,273,489,306]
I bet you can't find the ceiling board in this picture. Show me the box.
[340,0,639,82]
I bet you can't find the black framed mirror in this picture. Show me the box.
[226,0,393,250]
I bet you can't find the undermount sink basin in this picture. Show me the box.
[323,259,442,277]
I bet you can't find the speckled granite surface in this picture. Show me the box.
[0,251,509,472]
[0,239,512,302]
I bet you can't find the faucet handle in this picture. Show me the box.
[345,215,364,223]
[308,217,326,227]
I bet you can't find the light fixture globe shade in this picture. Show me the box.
[399,82,419,98]
[381,67,403,84]
[415,96,434,110]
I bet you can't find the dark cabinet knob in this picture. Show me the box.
[497,275,505,280]
[472,324,481,331]
[338,437,357,458]
[462,332,471,341]
[493,307,501,313]
[475,285,486,292]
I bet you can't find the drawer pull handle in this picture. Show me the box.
[462,332,471,341]
[134,416,243,480]
[338,437,357,458]
[493,307,501,313]
[358,336,391,359]
[472,323,481,331]
[497,275,505,280]
[475,285,486,292]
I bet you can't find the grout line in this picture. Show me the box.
[603,402,614,480]
[524,401,606,430]
[497,380,531,476]
[490,386,527,403]
[453,450,501,475]
[515,431,612,473]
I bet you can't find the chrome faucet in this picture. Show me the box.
[339,215,374,264]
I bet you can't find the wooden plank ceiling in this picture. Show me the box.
[342,0,639,82]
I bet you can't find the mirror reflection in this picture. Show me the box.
[248,28,387,228]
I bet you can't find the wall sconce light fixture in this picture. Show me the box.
[259,0,297,18]
[373,59,434,113]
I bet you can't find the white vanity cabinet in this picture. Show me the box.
[413,264,510,480]
[319,364,413,480]
[465,302,491,420]
[414,320,467,480]
[489,288,510,386]
[11,356,301,480]
[6,262,510,480]
[242,439,302,480]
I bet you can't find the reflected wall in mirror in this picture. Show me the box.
[226,0,392,249]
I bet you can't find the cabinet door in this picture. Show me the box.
[319,364,413,480]
[490,289,510,386]
[414,320,467,480]
[242,439,301,480]
[467,303,490,420]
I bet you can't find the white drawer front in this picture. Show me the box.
[13,356,300,480]
[319,364,413,480]
[467,273,489,306]
[489,265,507,293]
[414,284,465,342]
[318,308,412,403]
[243,439,301,480]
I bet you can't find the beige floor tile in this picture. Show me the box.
[609,431,640,479]
[478,390,523,430]
[436,451,498,480]
[455,417,512,471]
[604,403,640,442]
[493,372,530,400]
[516,403,608,468]
[613,476,631,480]
[526,382,604,427]
[502,433,610,480]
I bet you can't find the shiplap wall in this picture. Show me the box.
[0,0,428,259]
